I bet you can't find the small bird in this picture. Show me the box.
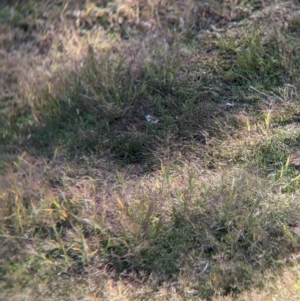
[145,114,159,123]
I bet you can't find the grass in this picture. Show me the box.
[1,0,300,300]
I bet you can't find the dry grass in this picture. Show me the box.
[1,0,300,300]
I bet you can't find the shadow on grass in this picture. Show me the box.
[2,5,300,298]
[13,44,220,169]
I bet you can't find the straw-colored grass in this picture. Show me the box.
[1,0,300,300]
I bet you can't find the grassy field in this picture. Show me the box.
[1,0,300,300]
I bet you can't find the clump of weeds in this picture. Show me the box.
[1,0,300,301]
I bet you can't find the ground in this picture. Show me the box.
[1,0,300,300]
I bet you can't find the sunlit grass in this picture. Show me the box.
[1,0,300,300]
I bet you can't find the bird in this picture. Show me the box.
[145,114,159,123]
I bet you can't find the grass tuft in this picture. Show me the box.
[1,1,300,300]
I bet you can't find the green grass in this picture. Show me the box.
[1,0,300,300]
